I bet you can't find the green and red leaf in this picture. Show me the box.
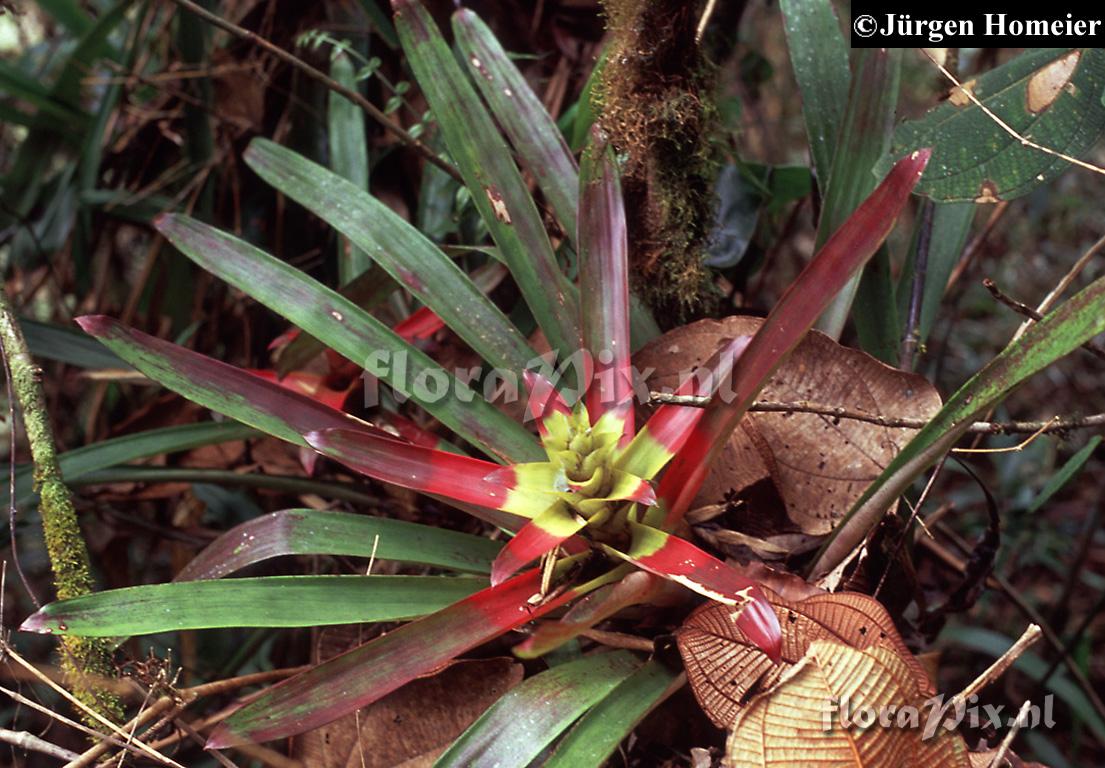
[579,135,633,438]
[207,566,582,747]
[658,149,931,527]
[607,523,782,662]
[304,427,550,522]
[490,502,587,585]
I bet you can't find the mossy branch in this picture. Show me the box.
[0,290,121,721]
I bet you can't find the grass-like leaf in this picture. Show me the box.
[175,509,502,580]
[436,651,641,768]
[245,140,537,375]
[392,0,580,358]
[452,8,580,240]
[20,576,483,636]
[812,271,1105,577]
[153,214,540,461]
[327,51,372,283]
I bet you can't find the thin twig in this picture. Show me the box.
[648,393,1105,434]
[984,278,1105,361]
[0,726,81,761]
[952,624,1041,704]
[989,700,1034,768]
[579,628,655,652]
[164,0,461,182]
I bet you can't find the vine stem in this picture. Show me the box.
[0,288,121,721]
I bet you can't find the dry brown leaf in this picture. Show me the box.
[293,657,523,767]
[677,589,930,729]
[725,639,970,767]
[635,316,942,535]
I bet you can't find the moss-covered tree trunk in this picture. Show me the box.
[0,293,121,721]
[598,0,728,322]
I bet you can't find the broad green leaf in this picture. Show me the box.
[153,215,541,461]
[896,201,976,345]
[7,421,258,509]
[778,0,851,194]
[328,51,372,283]
[544,660,681,767]
[21,576,483,636]
[815,47,902,341]
[393,0,580,358]
[880,48,1105,202]
[175,509,502,580]
[208,566,597,746]
[453,9,579,240]
[245,140,537,375]
[435,651,641,768]
[812,272,1105,577]
[1027,436,1103,514]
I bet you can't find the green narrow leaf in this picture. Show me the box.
[36,0,94,35]
[175,509,502,580]
[245,139,537,375]
[813,273,1105,577]
[452,9,579,240]
[153,214,541,461]
[21,576,484,636]
[7,422,258,509]
[815,47,903,341]
[569,46,607,152]
[393,0,580,358]
[356,0,400,49]
[1027,436,1103,514]
[896,201,976,345]
[544,660,681,767]
[880,48,1105,202]
[21,318,129,369]
[328,51,373,283]
[778,0,851,193]
[435,651,641,768]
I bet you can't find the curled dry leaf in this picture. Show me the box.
[725,639,970,767]
[635,316,941,536]
[676,589,929,729]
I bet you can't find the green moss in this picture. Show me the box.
[596,0,722,322]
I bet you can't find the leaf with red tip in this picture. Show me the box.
[207,566,586,747]
[579,136,633,438]
[658,149,931,527]
[605,523,782,662]
[616,337,750,480]
[304,427,551,520]
[490,502,587,585]
[523,369,570,434]
[75,316,380,448]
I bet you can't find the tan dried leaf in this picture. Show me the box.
[635,316,942,535]
[725,639,970,767]
[293,657,523,767]
[677,589,930,729]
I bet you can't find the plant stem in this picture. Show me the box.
[0,290,121,721]
[899,199,934,370]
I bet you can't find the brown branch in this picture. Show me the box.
[647,393,1105,435]
[165,0,462,182]
[984,278,1105,362]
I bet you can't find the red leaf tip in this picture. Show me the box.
[205,724,243,750]
[74,315,114,337]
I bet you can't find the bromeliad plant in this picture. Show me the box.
[21,0,930,755]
